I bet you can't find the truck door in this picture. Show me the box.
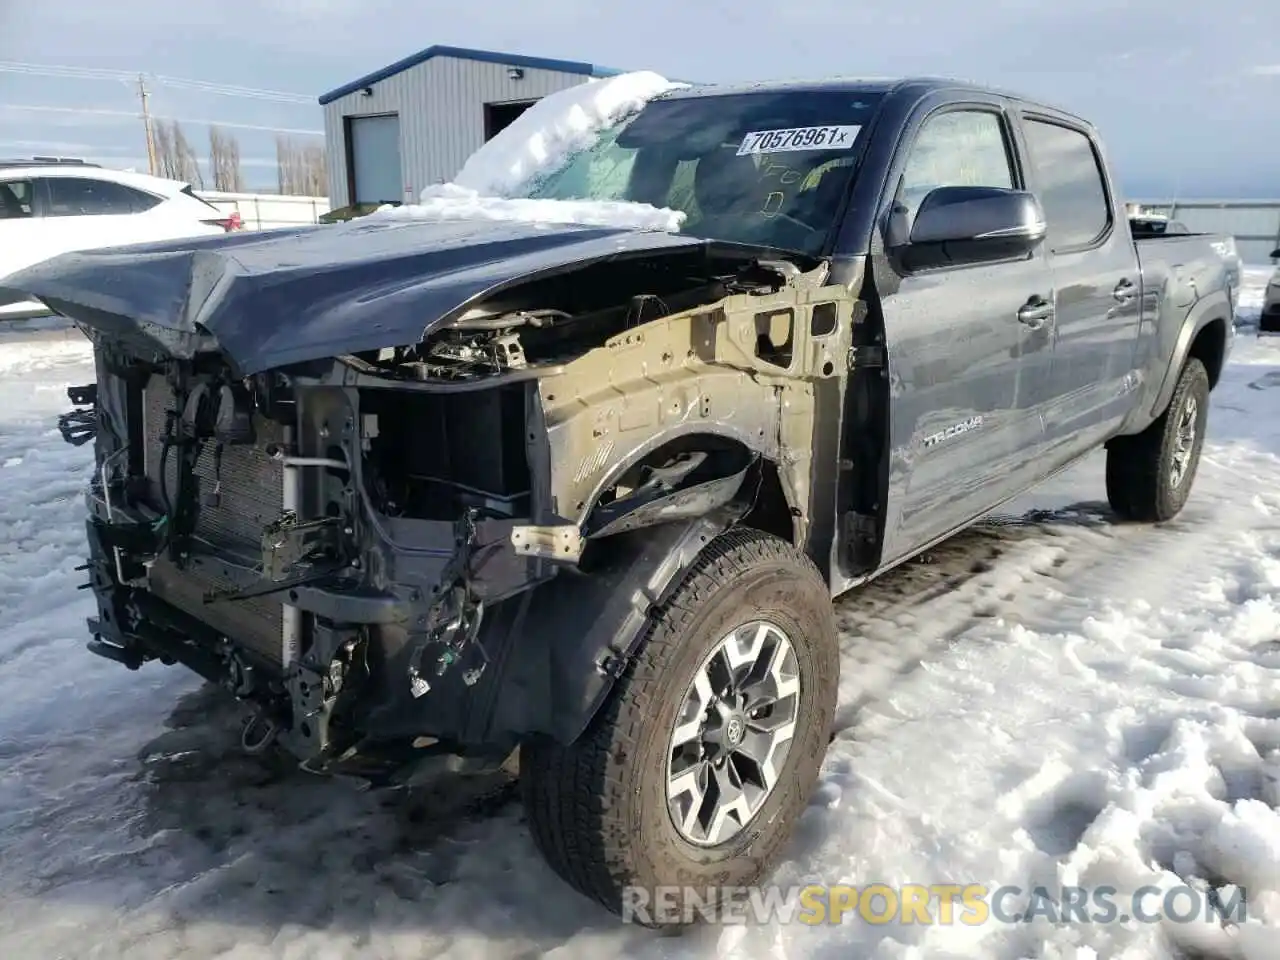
[871,100,1055,567]
[1017,115,1141,469]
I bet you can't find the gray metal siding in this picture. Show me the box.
[323,56,591,208]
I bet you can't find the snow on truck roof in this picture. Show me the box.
[665,76,1091,122]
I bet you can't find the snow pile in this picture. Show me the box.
[367,182,685,233]
[369,70,688,234]
[451,70,685,196]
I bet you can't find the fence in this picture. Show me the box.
[196,191,331,231]
[1129,199,1280,265]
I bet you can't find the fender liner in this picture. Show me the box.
[565,422,778,529]
[484,503,747,745]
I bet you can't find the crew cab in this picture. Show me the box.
[1,77,1237,924]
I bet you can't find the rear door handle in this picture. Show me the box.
[1113,278,1137,302]
[1017,296,1053,329]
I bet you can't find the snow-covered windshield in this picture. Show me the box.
[517,90,885,256]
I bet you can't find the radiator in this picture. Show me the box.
[141,375,287,665]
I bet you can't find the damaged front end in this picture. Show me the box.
[50,234,856,785]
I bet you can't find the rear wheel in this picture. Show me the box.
[1106,357,1210,522]
[520,528,839,925]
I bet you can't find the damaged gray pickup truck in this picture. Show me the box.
[3,78,1238,922]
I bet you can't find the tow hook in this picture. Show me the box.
[241,711,280,755]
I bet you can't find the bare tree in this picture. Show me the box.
[173,123,203,189]
[153,121,174,179]
[152,119,203,188]
[208,126,244,192]
[275,135,327,197]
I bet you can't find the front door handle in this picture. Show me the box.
[1017,296,1053,329]
[1113,278,1137,303]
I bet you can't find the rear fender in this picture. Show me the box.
[1122,290,1230,435]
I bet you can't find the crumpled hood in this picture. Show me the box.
[0,216,708,375]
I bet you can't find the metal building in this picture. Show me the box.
[318,45,620,211]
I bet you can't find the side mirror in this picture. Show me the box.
[887,185,1047,271]
[1271,248,1280,261]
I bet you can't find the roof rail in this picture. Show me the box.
[0,156,100,168]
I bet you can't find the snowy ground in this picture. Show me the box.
[1,274,1278,960]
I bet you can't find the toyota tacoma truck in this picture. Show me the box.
[1,77,1237,923]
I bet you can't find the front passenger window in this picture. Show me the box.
[896,110,1015,223]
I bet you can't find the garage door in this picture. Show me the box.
[349,114,402,205]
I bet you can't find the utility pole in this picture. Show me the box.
[137,74,157,176]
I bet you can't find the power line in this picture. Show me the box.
[138,75,157,176]
[0,61,314,104]
[153,74,314,104]
[1,61,322,176]
[0,103,323,136]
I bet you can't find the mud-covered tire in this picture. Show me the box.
[520,528,839,925]
[1106,357,1210,522]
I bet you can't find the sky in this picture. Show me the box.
[0,0,1275,197]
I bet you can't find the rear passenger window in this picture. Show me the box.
[896,110,1014,221]
[1022,120,1111,250]
[43,178,162,217]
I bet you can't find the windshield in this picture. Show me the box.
[517,90,884,255]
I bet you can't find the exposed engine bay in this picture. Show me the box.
[348,254,812,381]
[57,245,866,784]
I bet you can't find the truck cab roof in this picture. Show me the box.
[661,76,1092,128]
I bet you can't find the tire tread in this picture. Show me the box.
[521,528,834,916]
[1106,358,1209,522]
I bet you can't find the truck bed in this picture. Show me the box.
[1135,231,1241,307]
[1129,231,1238,407]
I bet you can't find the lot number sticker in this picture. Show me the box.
[736,125,861,155]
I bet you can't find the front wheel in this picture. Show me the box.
[520,528,839,925]
[1106,357,1210,522]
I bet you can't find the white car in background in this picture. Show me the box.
[0,158,240,321]
[1263,250,1280,333]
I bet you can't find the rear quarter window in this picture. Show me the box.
[1022,119,1111,250]
[43,177,163,217]
[0,179,33,219]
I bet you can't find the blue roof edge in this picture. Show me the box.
[318,45,621,105]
